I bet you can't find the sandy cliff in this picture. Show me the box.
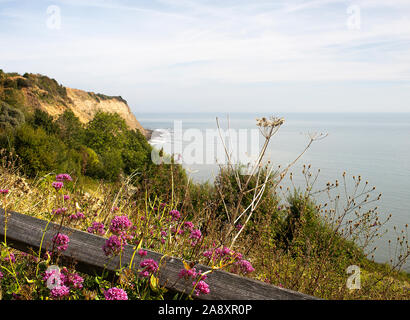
[64,88,146,136]
[0,71,147,137]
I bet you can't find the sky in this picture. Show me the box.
[0,0,410,113]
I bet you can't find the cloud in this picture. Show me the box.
[0,0,409,112]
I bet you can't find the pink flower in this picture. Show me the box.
[169,210,181,220]
[139,259,158,278]
[76,212,85,219]
[236,259,255,274]
[102,235,125,256]
[189,229,202,246]
[52,233,70,252]
[69,212,85,221]
[4,252,15,263]
[203,249,213,259]
[43,268,83,290]
[192,280,210,296]
[43,269,62,285]
[104,287,128,300]
[178,267,197,280]
[184,221,194,231]
[63,195,70,201]
[179,267,208,281]
[190,229,202,240]
[87,222,106,235]
[138,249,147,257]
[0,189,9,194]
[56,174,72,182]
[109,215,132,235]
[52,207,68,215]
[50,285,70,299]
[62,270,84,289]
[52,181,64,191]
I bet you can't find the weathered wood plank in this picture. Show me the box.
[0,208,318,300]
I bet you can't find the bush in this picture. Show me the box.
[16,77,33,89]
[0,102,25,129]
[55,109,85,148]
[2,88,26,108]
[28,109,60,135]
[13,124,66,176]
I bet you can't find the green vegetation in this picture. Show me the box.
[0,108,186,194]
[0,102,25,130]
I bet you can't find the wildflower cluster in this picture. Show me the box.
[109,215,132,235]
[202,245,254,275]
[52,207,68,215]
[178,267,207,281]
[68,212,85,220]
[42,267,84,299]
[52,233,70,252]
[139,258,158,278]
[234,259,255,274]
[52,181,64,191]
[189,229,202,246]
[56,174,73,182]
[169,209,181,221]
[192,280,210,296]
[51,173,72,191]
[102,235,126,256]
[104,287,128,300]
[87,222,106,236]
[50,285,70,299]
[2,252,15,264]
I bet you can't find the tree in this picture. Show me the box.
[13,124,66,176]
[29,108,59,135]
[55,109,85,148]
[85,112,128,154]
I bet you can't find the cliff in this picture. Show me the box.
[0,70,147,137]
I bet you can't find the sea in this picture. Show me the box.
[136,112,410,272]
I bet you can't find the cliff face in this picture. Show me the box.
[0,71,147,137]
[65,88,146,136]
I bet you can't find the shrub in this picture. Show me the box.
[0,102,25,129]
[13,124,65,176]
[28,109,59,135]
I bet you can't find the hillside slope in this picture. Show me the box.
[0,70,147,137]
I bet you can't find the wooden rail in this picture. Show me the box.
[0,208,318,300]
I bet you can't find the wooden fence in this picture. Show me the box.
[0,208,318,300]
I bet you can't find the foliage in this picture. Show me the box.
[0,102,25,129]
[28,109,60,136]
[12,124,65,177]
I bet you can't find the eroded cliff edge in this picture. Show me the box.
[0,71,147,137]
